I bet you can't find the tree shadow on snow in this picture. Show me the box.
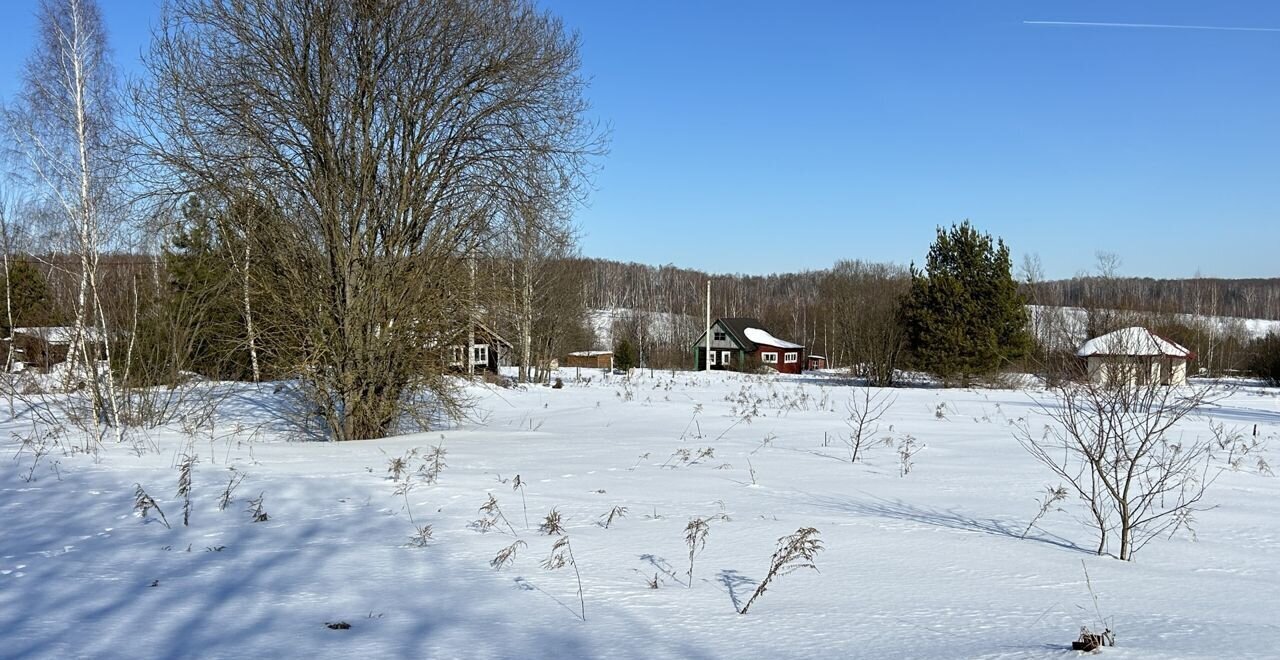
[0,457,713,660]
[798,492,1086,553]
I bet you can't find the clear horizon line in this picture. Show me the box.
[1025,20,1280,33]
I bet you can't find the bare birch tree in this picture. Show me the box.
[7,0,124,439]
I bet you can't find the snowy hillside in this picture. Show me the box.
[1031,305,1280,344]
[587,307,698,348]
[4,373,1279,658]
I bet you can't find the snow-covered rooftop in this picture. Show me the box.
[743,327,803,350]
[10,326,101,345]
[1076,327,1192,358]
[567,350,612,357]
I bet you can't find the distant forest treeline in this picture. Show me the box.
[572,257,1280,376]
[576,257,1280,328]
[1026,277,1280,321]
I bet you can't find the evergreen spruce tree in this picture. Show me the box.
[614,338,635,372]
[154,197,256,380]
[1,259,57,332]
[1250,333,1280,386]
[900,220,1030,384]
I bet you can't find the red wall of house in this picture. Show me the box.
[751,345,804,374]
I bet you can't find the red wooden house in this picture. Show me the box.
[692,318,805,374]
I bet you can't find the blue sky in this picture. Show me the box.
[2,1,1278,279]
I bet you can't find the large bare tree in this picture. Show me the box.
[133,0,600,440]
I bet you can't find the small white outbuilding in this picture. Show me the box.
[1076,327,1194,387]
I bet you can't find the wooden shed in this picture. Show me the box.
[564,351,613,370]
[6,326,103,371]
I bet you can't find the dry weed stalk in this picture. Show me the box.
[684,517,711,587]
[541,535,585,621]
[896,435,923,477]
[491,540,527,570]
[177,453,197,527]
[218,470,246,511]
[600,505,628,529]
[738,527,824,614]
[472,493,518,535]
[386,449,417,481]
[1073,560,1114,651]
[512,474,529,528]
[419,442,447,484]
[246,492,270,522]
[1021,484,1068,539]
[133,484,171,529]
[539,508,566,535]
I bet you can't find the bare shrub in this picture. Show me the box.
[1017,380,1226,560]
[844,387,895,463]
[738,527,823,614]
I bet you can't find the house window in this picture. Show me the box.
[784,352,798,364]
[721,350,731,366]
[708,350,717,366]
[761,352,778,364]
[473,345,489,366]
[713,331,727,342]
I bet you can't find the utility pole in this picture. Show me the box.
[705,280,711,372]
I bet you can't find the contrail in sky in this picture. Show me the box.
[1025,20,1280,33]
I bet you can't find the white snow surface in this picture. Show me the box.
[3,372,1280,659]
[1076,327,1193,358]
[742,327,803,350]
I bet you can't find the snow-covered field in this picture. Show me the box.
[3,372,1279,659]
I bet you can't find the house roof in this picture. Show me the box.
[1076,327,1193,359]
[693,318,804,352]
[475,321,512,348]
[568,350,611,357]
[743,327,804,350]
[10,326,102,345]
